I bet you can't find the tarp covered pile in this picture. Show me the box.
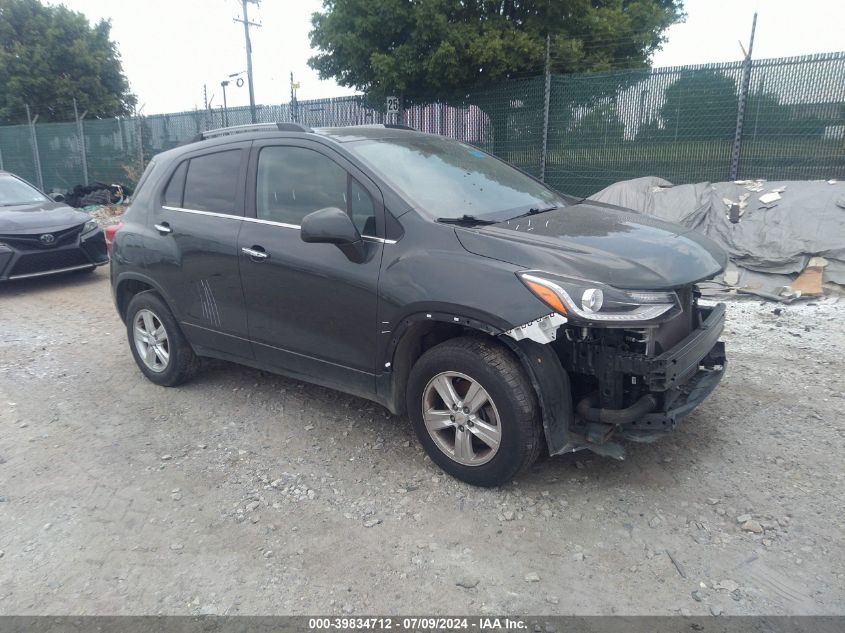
[589,177,845,300]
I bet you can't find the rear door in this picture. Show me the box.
[147,142,252,359]
[237,139,385,397]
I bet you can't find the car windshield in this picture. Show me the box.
[0,174,48,206]
[345,135,568,220]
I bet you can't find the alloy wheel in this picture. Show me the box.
[133,308,170,373]
[421,371,502,466]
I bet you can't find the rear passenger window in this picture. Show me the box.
[182,150,242,214]
[257,147,347,225]
[163,160,187,207]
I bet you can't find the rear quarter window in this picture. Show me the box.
[131,159,157,200]
[163,160,188,207]
[182,150,243,215]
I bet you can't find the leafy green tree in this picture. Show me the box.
[644,69,738,141]
[0,0,135,123]
[309,0,684,105]
[568,103,626,147]
[745,92,826,138]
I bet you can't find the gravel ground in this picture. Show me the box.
[0,271,843,616]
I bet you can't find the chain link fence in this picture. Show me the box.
[1,52,843,197]
[542,52,845,195]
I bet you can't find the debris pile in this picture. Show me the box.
[62,182,133,209]
[86,203,124,228]
[590,177,845,301]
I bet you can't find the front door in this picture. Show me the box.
[237,140,385,397]
[147,143,252,359]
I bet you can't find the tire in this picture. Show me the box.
[125,291,198,387]
[407,336,542,487]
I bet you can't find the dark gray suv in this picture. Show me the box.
[111,123,727,486]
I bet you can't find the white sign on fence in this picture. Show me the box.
[386,96,400,114]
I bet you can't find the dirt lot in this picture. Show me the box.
[0,270,843,616]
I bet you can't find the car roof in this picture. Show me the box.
[312,125,426,143]
[158,123,433,160]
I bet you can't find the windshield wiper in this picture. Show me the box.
[506,205,560,221]
[436,214,498,226]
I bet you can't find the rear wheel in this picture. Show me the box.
[126,291,198,386]
[407,337,542,487]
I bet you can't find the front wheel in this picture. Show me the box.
[406,337,542,487]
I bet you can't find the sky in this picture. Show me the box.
[52,0,845,115]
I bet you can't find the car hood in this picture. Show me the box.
[454,201,728,290]
[0,201,89,233]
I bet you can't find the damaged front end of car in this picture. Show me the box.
[504,272,726,459]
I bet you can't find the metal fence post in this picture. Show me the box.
[730,12,757,180]
[73,98,89,185]
[25,104,45,191]
[0,145,4,171]
[135,114,144,176]
[540,34,551,182]
[730,68,751,181]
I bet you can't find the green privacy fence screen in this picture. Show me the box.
[1,52,843,198]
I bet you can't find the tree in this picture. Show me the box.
[568,103,626,147]
[637,69,738,141]
[745,92,826,139]
[0,0,135,123]
[308,0,684,106]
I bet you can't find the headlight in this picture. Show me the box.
[518,271,680,324]
[82,219,99,233]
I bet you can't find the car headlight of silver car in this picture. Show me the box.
[82,219,99,233]
[517,271,681,324]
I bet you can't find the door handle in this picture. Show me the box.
[242,246,269,260]
[154,222,172,235]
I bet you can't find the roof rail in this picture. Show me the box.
[383,123,416,131]
[186,122,314,144]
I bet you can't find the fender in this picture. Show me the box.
[375,308,506,414]
[498,337,573,457]
[382,305,509,368]
[379,307,574,455]
[112,270,180,323]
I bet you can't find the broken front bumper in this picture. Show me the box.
[619,340,726,440]
[560,303,726,456]
[626,303,725,392]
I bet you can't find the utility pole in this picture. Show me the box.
[730,11,757,180]
[234,0,261,124]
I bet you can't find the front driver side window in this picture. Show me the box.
[349,177,376,236]
[257,146,347,226]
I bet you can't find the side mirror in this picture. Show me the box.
[49,192,66,203]
[301,207,368,263]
